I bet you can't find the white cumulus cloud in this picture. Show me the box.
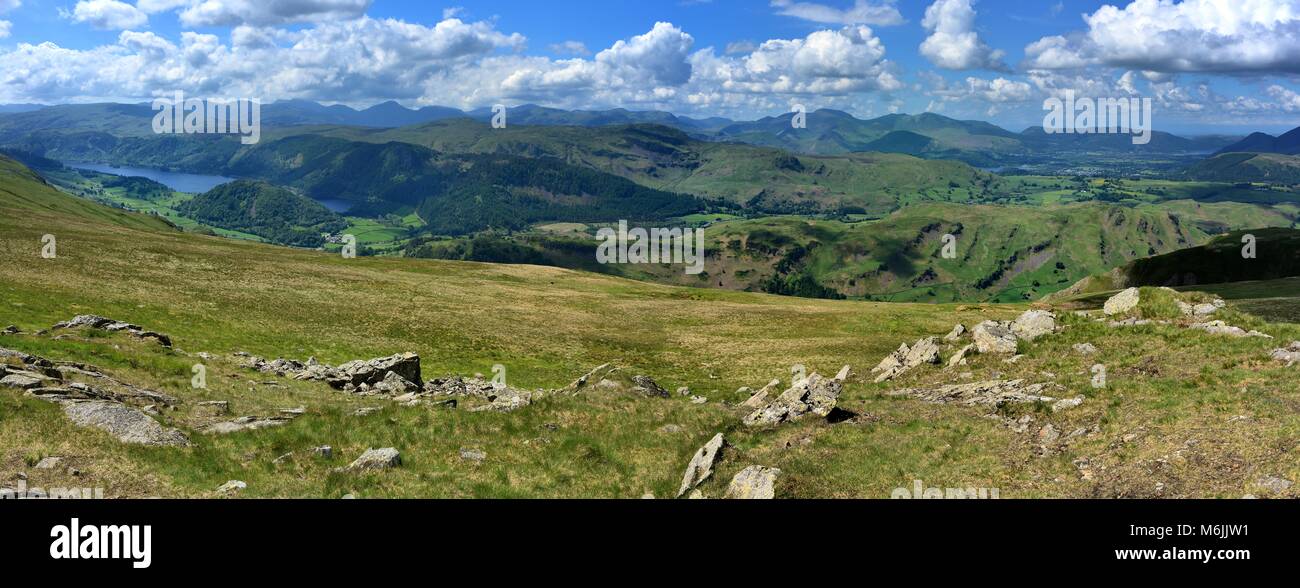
[68,0,148,30]
[771,0,905,26]
[1024,0,1300,73]
[920,0,1006,71]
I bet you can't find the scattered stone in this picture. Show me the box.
[216,480,246,494]
[1011,310,1057,341]
[943,323,966,342]
[1072,343,1098,355]
[339,448,401,472]
[1052,396,1085,412]
[312,446,333,458]
[1038,423,1060,445]
[1003,355,1025,364]
[1,325,19,334]
[1189,321,1271,339]
[630,375,669,398]
[194,400,230,417]
[689,395,708,404]
[1103,288,1140,316]
[641,492,655,499]
[834,365,852,381]
[741,379,781,408]
[688,489,706,499]
[51,315,172,347]
[1270,342,1300,366]
[874,337,942,382]
[676,386,691,397]
[743,373,842,427]
[887,379,1059,407]
[948,344,975,368]
[64,401,190,446]
[724,466,780,499]
[272,453,293,465]
[459,447,487,464]
[677,433,725,498]
[972,321,1018,354]
[203,415,295,434]
[1,371,51,390]
[35,457,63,470]
[353,407,382,417]
[1257,476,1293,494]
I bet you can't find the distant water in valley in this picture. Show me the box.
[64,162,236,194]
[314,199,354,214]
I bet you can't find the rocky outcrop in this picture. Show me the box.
[1189,321,1271,338]
[339,448,401,472]
[422,375,534,412]
[724,466,779,499]
[1103,288,1140,316]
[872,337,942,382]
[886,380,1066,408]
[743,372,843,427]
[972,321,1018,354]
[1270,342,1300,366]
[64,401,190,446]
[741,379,782,409]
[203,415,297,434]
[1011,310,1056,341]
[52,315,171,347]
[242,352,422,392]
[677,433,725,498]
[943,324,966,342]
[947,344,975,368]
[559,364,669,399]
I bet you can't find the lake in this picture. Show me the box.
[64,162,236,194]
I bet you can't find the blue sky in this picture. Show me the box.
[1,1,1298,133]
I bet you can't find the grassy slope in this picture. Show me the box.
[2,155,1297,498]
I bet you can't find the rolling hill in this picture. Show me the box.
[1213,126,1300,156]
[1185,152,1300,184]
[178,180,348,247]
[409,200,1298,303]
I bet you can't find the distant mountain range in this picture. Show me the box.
[0,100,1246,164]
[1214,127,1300,156]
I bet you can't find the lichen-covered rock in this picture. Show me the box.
[1189,321,1271,338]
[943,324,966,342]
[1011,310,1056,341]
[724,465,780,499]
[874,337,942,382]
[972,321,1018,354]
[64,401,190,446]
[340,448,401,472]
[948,344,975,368]
[743,373,842,427]
[741,379,782,408]
[677,433,724,498]
[1103,287,1140,316]
[1270,341,1300,366]
[886,379,1059,407]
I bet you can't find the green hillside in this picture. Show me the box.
[179,180,348,247]
[1185,152,1300,184]
[413,200,1296,303]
